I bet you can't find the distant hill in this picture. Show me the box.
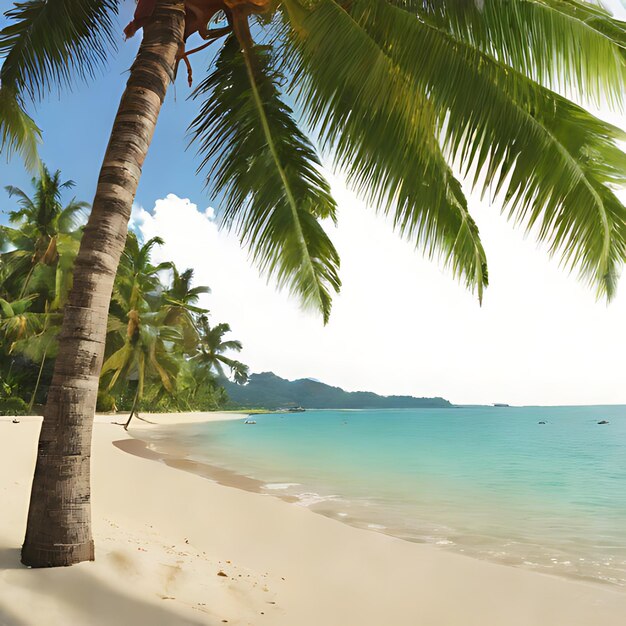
[222,372,452,410]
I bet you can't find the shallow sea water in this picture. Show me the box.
[140,406,626,587]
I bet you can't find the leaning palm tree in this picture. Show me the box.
[2,0,626,567]
[101,308,182,430]
[102,233,189,429]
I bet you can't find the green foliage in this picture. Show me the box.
[0,0,119,168]
[0,396,29,416]
[1,167,248,414]
[0,85,40,170]
[191,35,341,322]
[399,0,626,107]
[96,390,117,413]
[280,0,626,300]
[351,0,626,299]
[3,0,626,320]
[282,0,490,300]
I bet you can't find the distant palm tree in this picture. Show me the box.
[112,232,172,312]
[0,169,85,411]
[101,308,182,429]
[192,315,249,385]
[2,0,626,567]
[1,166,86,301]
[0,294,61,411]
[163,266,210,349]
[103,233,181,429]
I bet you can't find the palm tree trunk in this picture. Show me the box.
[21,0,185,568]
[28,346,48,413]
[124,385,140,431]
[18,263,36,299]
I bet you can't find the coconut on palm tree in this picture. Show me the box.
[2,0,626,567]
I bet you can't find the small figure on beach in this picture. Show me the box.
[12,418,20,424]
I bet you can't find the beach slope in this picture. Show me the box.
[1,415,626,625]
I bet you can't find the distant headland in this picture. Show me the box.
[222,372,452,410]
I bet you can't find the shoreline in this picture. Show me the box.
[95,410,250,427]
[2,416,626,624]
[121,427,626,591]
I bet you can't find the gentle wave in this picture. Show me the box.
[263,482,301,491]
[139,406,626,587]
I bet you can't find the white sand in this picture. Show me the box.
[95,410,249,427]
[2,414,626,625]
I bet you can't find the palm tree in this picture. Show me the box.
[163,266,210,349]
[192,315,249,384]
[1,166,86,302]
[2,0,626,567]
[111,232,172,312]
[102,233,185,429]
[101,308,182,430]
[1,168,85,413]
[0,294,61,411]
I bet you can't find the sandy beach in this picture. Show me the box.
[2,414,626,626]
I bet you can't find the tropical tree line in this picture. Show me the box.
[0,167,248,422]
[2,0,626,568]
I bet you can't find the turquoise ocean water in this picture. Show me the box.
[141,406,626,586]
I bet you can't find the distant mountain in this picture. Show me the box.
[222,372,452,410]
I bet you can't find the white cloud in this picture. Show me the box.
[603,0,626,18]
[136,186,626,407]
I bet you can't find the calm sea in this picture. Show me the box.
[140,406,626,586]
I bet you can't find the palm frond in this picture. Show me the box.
[286,0,626,298]
[0,86,40,170]
[0,0,119,167]
[0,0,119,101]
[395,0,626,106]
[190,32,341,323]
[219,339,244,352]
[282,0,489,299]
[57,200,89,232]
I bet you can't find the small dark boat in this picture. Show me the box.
[538,421,546,424]
[597,420,610,425]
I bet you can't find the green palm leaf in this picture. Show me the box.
[328,0,626,298]
[282,0,489,300]
[0,86,40,170]
[0,0,119,99]
[0,0,119,166]
[396,0,626,106]
[190,33,341,323]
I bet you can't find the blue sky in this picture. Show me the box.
[0,2,219,215]
[2,1,626,405]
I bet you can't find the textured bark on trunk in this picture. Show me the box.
[21,0,185,568]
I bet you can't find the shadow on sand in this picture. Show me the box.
[0,544,211,625]
[0,547,22,570]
